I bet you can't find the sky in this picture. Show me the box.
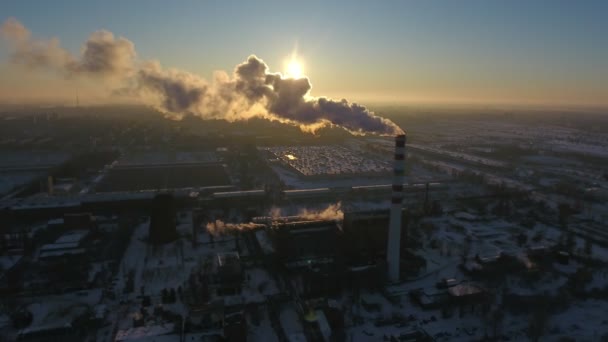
[1,0,607,107]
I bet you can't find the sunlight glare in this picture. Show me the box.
[285,54,304,79]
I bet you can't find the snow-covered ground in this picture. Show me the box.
[247,308,279,342]
[14,289,102,339]
[117,214,229,297]
[279,304,306,342]
[0,255,22,272]
[108,210,285,339]
[0,171,44,196]
[549,300,608,340]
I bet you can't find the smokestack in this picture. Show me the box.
[387,134,406,282]
[47,175,54,196]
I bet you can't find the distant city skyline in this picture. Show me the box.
[1,0,607,108]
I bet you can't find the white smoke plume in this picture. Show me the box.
[1,18,403,135]
[294,202,344,221]
[207,202,344,236]
[205,220,265,236]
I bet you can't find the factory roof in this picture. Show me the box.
[39,248,86,259]
[39,230,89,257]
[265,145,391,176]
[47,218,65,225]
[40,242,80,251]
[283,188,331,198]
[213,189,266,199]
[448,283,485,297]
[55,230,89,244]
[115,323,175,341]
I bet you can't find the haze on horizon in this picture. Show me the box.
[0,0,607,109]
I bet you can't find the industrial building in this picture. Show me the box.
[95,162,231,193]
[3,126,600,341]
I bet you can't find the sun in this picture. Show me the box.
[285,58,304,79]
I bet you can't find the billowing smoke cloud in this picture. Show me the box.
[1,18,72,71]
[136,61,208,114]
[1,18,135,81]
[70,30,136,78]
[1,18,403,135]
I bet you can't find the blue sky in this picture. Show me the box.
[1,0,607,106]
